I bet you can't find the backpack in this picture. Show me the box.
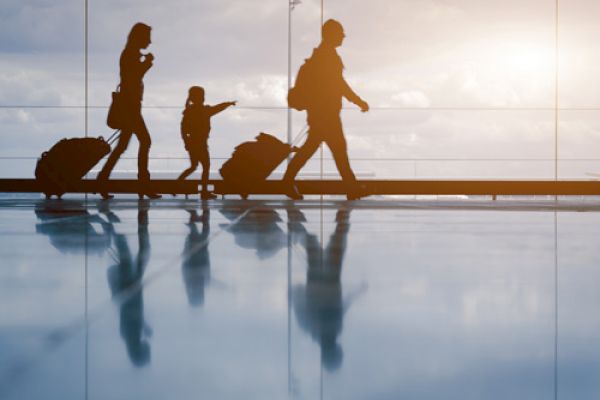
[287,57,316,111]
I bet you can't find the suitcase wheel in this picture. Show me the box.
[44,191,64,199]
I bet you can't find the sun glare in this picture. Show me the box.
[500,42,554,76]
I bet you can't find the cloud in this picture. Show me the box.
[0,65,66,105]
[391,90,431,107]
[0,0,83,53]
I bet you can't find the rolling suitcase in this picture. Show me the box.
[35,131,120,199]
[219,132,295,199]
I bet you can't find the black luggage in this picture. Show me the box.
[219,132,294,199]
[35,132,119,199]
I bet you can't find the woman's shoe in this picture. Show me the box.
[283,181,303,200]
[200,191,217,200]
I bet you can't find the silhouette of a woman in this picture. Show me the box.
[97,22,160,199]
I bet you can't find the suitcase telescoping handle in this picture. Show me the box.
[106,130,121,146]
[291,124,308,148]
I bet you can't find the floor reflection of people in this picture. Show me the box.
[181,206,211,307]
[290,207,366,372]
[107,202,152,367]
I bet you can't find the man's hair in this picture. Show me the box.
[322,19,344,39]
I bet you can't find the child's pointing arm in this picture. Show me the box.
[208,101,237,116]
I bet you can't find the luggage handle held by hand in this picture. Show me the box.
[107,130,121,146]
[291,125,308,147]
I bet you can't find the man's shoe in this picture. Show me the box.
[346,184,368,201]
[283,182,303,200]
[346,192,361,201]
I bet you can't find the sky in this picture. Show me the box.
[1,0,600,179]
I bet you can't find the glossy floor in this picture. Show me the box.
[1,198,599,400]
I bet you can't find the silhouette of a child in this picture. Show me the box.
[177,86,236,199]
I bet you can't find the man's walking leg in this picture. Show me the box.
[326,135,364,200]
[282,134,322,200]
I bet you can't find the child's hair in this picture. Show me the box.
[184,86,205,111]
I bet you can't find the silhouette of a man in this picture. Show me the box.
[291,208,366,371]
[283,20,369,200]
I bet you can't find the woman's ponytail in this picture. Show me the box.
[184,93,193,111]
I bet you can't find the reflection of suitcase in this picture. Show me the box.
[35,206,112,255]
[220,132,293,199]
[35,132,119,199]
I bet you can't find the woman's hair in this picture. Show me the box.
[126,22,152,49]
[184,86,205,110]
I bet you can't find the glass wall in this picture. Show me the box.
[0,0,598,180]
